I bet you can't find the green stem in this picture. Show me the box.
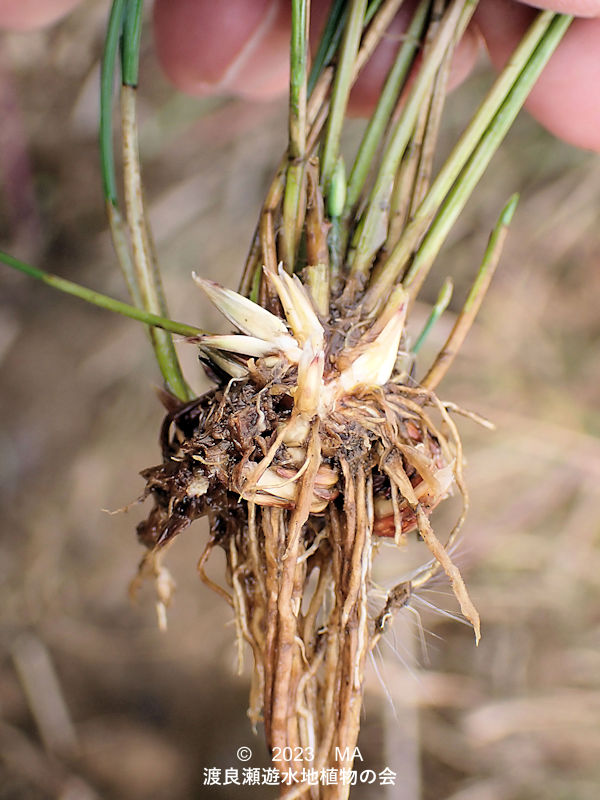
[289,0,309,161]
[121,85,190,399]
[350,0,476,278]
[365,9,561,310]
[320,0,368,194]
[121,0,143,87]
[407,0,455,217]
[307,0,346,96]
[100,0,125,207]
[100,0,191,398]
[0,250,205,339]
[118,4,190,399]
[468,195,517,298]
[365,0,386,26]
[327,157,346,275]
[106,202,143,308]
[101,1,144,308]
[282,164,304,271]
[399,14,571,302]
[421,194,518,389]
[412,276,453,354]
[345,0,431,215]
[283,0,309,271]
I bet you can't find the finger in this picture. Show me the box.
[518,0,600,15]
[0,0,82,31]
[477,0,600,151]
[153,0,292,101]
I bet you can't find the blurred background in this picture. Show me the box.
[1,3,599,798]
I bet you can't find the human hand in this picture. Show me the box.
[1,0,599,151]
[153,0,600,151]
[476,0,600,150]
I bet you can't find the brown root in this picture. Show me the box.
[134,357,476,798]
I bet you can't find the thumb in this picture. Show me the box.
[153,0,293,101]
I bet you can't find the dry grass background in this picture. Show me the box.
[1,4,599,799]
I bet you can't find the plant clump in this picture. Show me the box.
[0,1,573,798]
[135,262,478,787]
[125,3,571,797]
